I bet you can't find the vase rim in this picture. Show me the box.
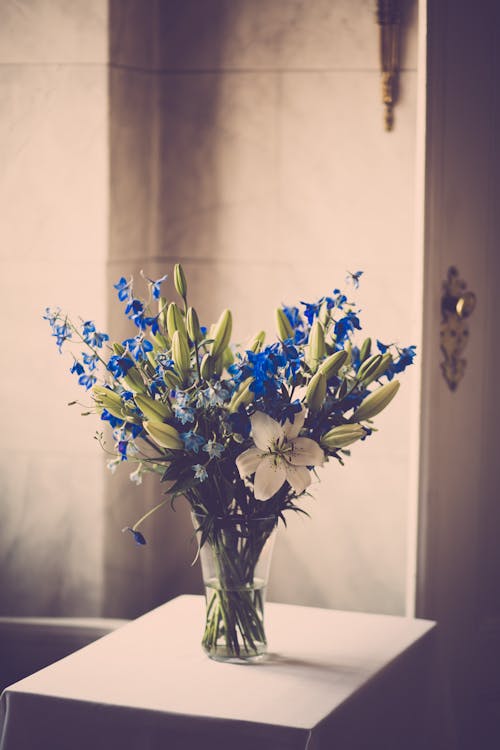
[191,510,278,525]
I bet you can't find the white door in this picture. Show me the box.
[417,1,500,746]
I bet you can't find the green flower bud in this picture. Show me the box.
[166,302,186,340]
[172,330,190,377]
[229,376,254,413]
[221,346,234,370]
[360,337,372,363]
[135,394,172,422]
[122,366,146,394]
[112,342,126,356]
[186,307,202,343]
[210,309,232,358]
[158,296,168,334]
[151,331,169,351]
[353,380,400,422]
[144,420,183,450]
[357,354,383,383]
[364,352,393,385]
[93,386,125,419]
[320,424,365,450]
[163,369,182,389]
[306,320,326,371]
[318,350,348,380]
[174,263,188,301]
[276,309,293,341]
[246,330,266,353]
[305,371,327,412]
[200,353,215,379]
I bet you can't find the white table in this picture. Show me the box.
[0,595,442,749]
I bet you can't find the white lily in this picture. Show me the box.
[236,409,325,501]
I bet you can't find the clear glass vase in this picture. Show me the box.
[192,513,277,663]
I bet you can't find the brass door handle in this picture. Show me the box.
[440,267,476,391]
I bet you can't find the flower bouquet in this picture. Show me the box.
[45,266,415,662]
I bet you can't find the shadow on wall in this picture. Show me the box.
[103,1,231,619]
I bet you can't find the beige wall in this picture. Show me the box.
[153,0,420,615]
[0,1,108,616]
[0,0,420,618]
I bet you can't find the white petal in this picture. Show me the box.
[253,456,287,501]
[289,437,325,466]
[250,411,284,452]
[282,407,306,440]
[235,447,263,478]
[285,464,312,495]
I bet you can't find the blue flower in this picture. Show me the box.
[301,299,323,325]
[346,270,363,288]
[114,277,131,302]
[117,440,129,460]
[78,372,97,390]
[43,307,61,326]
[122,527,146,545]
[181,430,206,454]
[101,409,124,428]
[173,404,195,424]
[149,274,168,300]
[376,339,389,354]
[391,345,417,374]
[81,321,109,348]
[123,336,153,362]
[52,322,72,351]
[334,311,361,344]
[70,359,85,376]
[107,354,134,377]
[193,464,208,482]
[203,440,224,459]
[82,352,98,371]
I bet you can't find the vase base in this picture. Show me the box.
[203,644,267,665]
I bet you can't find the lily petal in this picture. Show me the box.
[250,411,284,452]
[283,407,306,440]
[285,464,312,495]
[254,456,287,501]
[289,437,325,466]
[235,447,263,478]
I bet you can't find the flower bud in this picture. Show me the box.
[122,366,146,394]
[318,350,348,380]
[353,380,400,422]
[93,386,125,419]
[112,342,126,356]
[144,420,183,450]
[306,320,326,371]
[174,263,188,301]
[210,309,232,358]
[320,424,365,450]
[186,307,202,343]
[172,330,190,377]
[163,369,182,389]
[200,353,215,379]
[221,346,234,370]
[246,330,265,353]
[229,376,254,413]
[305,371,327,412]
[276,309,293,341]
[158,296,168,334]
[364,352,393,385]
[166,302,187,340]
[359,337,372,363]
[357,354,383,383]
[135,394,172,421]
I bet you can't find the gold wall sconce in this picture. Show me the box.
[376,0,401,131]
[440,267,476,391]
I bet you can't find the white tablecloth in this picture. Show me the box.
[0,595,441,749]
